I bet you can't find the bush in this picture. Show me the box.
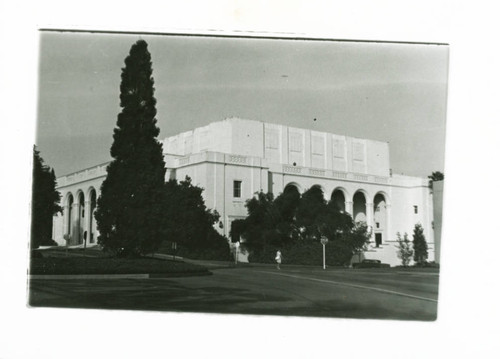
[413,261,439,268]
[247,240,354,266]
[353,259,390,268]
[396,232,413,267]
[247,244,281,264]
[158,233,232,261]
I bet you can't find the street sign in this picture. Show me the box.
[320,236,328,245]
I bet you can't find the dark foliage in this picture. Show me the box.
[241,186,370,265]
[428,171,444,181]
[296,186,327,239]
[229,219,246,243]
[412,223,428,265]
[428,171,444,188]
[162,177,222,247]
[158,176,231,260]
[274,185,300,223]
[352,260,390,268]
[413,261,439,268]
[95,40,166,257]
[248,224,369,266]
[31,146,62,248]
[242,191,279,251]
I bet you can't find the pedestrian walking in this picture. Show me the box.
[275,250,282,270]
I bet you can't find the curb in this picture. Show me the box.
[29,271,212,280]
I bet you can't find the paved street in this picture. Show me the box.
[28,266,439,321]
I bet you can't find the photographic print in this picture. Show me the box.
[29,30,448,321]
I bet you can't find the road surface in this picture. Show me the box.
[28,265,439,321]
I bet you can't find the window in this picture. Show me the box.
[414,205,418,214]
[376,222,380,229]
[233,180,242,198]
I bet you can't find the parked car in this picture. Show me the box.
[353,259,390,268]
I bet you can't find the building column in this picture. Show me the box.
[345,201,353,216]
[62,204,69,240]
[385,203,392,242]
[84,200,91,246]
[366,201,374,241]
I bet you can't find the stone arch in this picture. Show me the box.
[353,190,368,224]
[374,190,390,206]
[284,182,302,194]
[373,192,389,247]
[331,187,350,212]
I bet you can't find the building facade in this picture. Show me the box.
[52,118,435,266]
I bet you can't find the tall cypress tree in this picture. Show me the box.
[95,40,166,257]
[31,146,62,248]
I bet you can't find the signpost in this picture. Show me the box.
[320,236,328,270]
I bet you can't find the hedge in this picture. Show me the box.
[247,241,355,266]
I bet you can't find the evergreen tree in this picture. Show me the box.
[95,40,166,257]
[31,146,62,248]
[412,223,428,265]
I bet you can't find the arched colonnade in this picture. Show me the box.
[284,183,391,247]
[62,187,99,246]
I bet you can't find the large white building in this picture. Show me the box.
[52,117,435,266]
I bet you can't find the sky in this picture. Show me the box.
[36,31,449,177]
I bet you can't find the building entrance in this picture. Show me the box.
[375,233,382,247]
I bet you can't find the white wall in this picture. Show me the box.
[165,118,391,176]
[53,119,433,266]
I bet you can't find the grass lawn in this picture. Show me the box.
[30,255,210,276]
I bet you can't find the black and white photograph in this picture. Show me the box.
[2,1,500,358]
[28,30,447,320]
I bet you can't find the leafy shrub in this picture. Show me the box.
[396,232,413,267]
[158,232,232,261]
[413,261,439,268]
[247,240,358,266]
